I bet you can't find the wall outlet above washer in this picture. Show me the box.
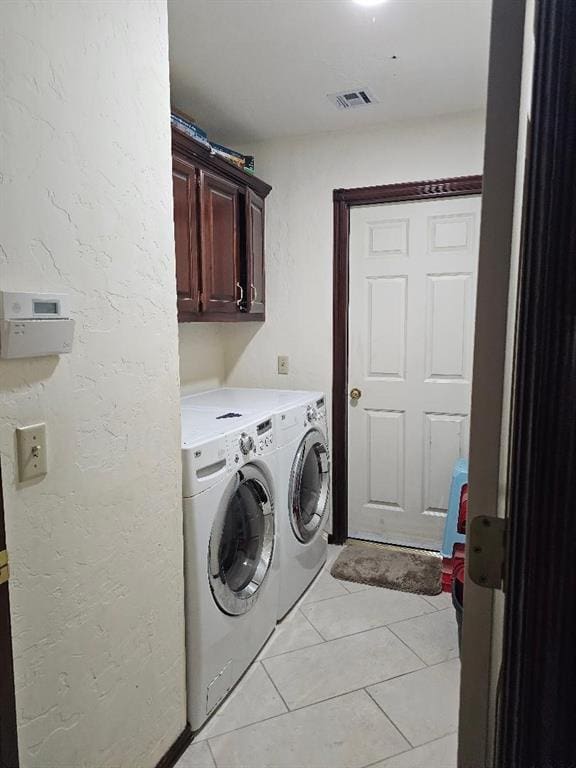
[277,355,289,375]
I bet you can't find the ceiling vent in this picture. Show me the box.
[327,88,379,110]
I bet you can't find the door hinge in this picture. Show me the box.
[468,516,506,590]
[0,550,9,586]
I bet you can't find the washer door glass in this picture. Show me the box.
[289,429,330,543]
[209,466,275,615]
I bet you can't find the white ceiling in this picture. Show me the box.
[168,0,491,145]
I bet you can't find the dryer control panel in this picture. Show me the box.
[228,417,275,466]
[305,396,326,425]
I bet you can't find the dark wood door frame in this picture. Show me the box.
[0,465,19,768]
[330,175,483,545]
[498,0,576,764]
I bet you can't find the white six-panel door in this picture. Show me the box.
[347,195,481,549]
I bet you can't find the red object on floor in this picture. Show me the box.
[442,486,468,592]
[441,557,454,592]
[457,484,468,534]
[452,543,465,585]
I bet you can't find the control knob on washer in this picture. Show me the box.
[306,405,318,423]
[239,432,254,455]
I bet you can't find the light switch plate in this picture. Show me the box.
[16,423,47,482]
[278,355,289,375]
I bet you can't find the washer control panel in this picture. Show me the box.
[228,417,275,465]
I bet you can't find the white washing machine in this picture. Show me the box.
[181,407,279,732]
[181,388,312,419]
[182,389,331,620]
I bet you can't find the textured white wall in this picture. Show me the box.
[179,325,226,394]
[0,3,186,767]
[220,111,486,404]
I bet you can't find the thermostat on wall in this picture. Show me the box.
[0,291,75,359]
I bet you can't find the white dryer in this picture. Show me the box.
[274,394,330,619]
[181,408,278,732]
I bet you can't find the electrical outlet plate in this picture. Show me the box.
[16,423,47,482]
[278,355,289,375]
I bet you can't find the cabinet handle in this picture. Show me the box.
[251,283,257,303]
[236,282,244,308]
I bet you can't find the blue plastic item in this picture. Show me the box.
[441,458,468,559]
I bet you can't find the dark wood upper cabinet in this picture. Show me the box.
[172,156,200,315]
[199,171,240,315]
[171,125,271,322]
[245,189,265,315]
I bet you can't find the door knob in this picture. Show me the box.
[349,388,362,401]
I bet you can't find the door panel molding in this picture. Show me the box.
[331,175,482,544]
[199,170,240,314]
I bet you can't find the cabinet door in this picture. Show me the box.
[200,170,241,314]
[246,189,266,315]
[172,156,199,316]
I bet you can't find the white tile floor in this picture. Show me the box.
[177,545,460,768]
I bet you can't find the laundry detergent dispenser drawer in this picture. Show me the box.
[182,436,229,498]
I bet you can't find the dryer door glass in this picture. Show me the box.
[209,466,275,615]
[289,429,330,543]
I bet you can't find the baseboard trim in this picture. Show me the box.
[155,723,193,768]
